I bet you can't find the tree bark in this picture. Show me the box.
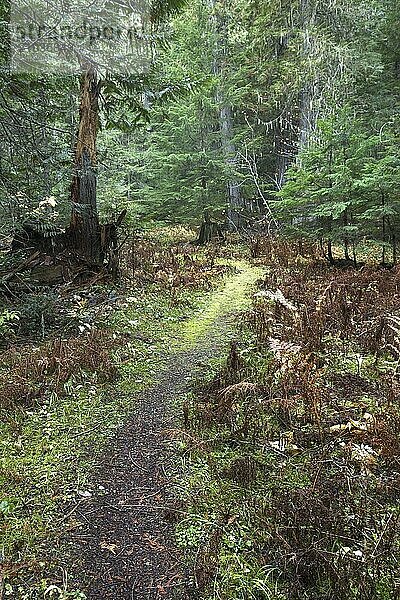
[298,0,317,150]
[68,66,101,263]
[197,210,224,245]
[327,239,334,265]
[219,103,242,229]
[209,0,244,230]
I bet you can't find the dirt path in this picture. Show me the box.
[66,263,262,600]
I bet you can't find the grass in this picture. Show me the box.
[0,257,262,597]
[0,290,191,569]
[177,241,400,600]
[180,261,264,346]
[7,235,400,600]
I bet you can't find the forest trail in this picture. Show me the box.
[65,261,263,600]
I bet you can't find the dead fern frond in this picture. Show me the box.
[219,381,261,400]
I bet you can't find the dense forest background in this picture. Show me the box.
[1,0,399,262]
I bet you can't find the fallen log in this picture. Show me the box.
[2,250,41,283]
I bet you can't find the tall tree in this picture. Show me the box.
[66,0,189,263]
[211,0,243,229]
[68,66,101,262]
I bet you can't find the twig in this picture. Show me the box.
[59,497,89,523]
[371,512,396,558]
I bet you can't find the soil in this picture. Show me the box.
[64,304,244,599]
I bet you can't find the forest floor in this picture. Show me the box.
[0,235,263,600]
[2,233,400,600]
[61,263,262,600]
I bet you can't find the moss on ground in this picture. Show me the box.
[180,261,264,347]
[177,248,400,600]
[0,259,262,598]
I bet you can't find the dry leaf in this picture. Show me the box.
[100,541,118,554]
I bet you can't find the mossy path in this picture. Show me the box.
[64,262,263,600]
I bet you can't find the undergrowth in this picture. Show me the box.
[0,229,238,597]
[179,238,400,600]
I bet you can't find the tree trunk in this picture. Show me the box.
[68,67,101,263]
[272,2,317,190]
[382,190,386,265]
[343,209,350,260]
[210,0,244,230]
[352,242,358,268]
[219,103,242,229]
[197,210,224,245]
[298,0,317,150]
[275,114,293,189]
[327,239,334,265]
